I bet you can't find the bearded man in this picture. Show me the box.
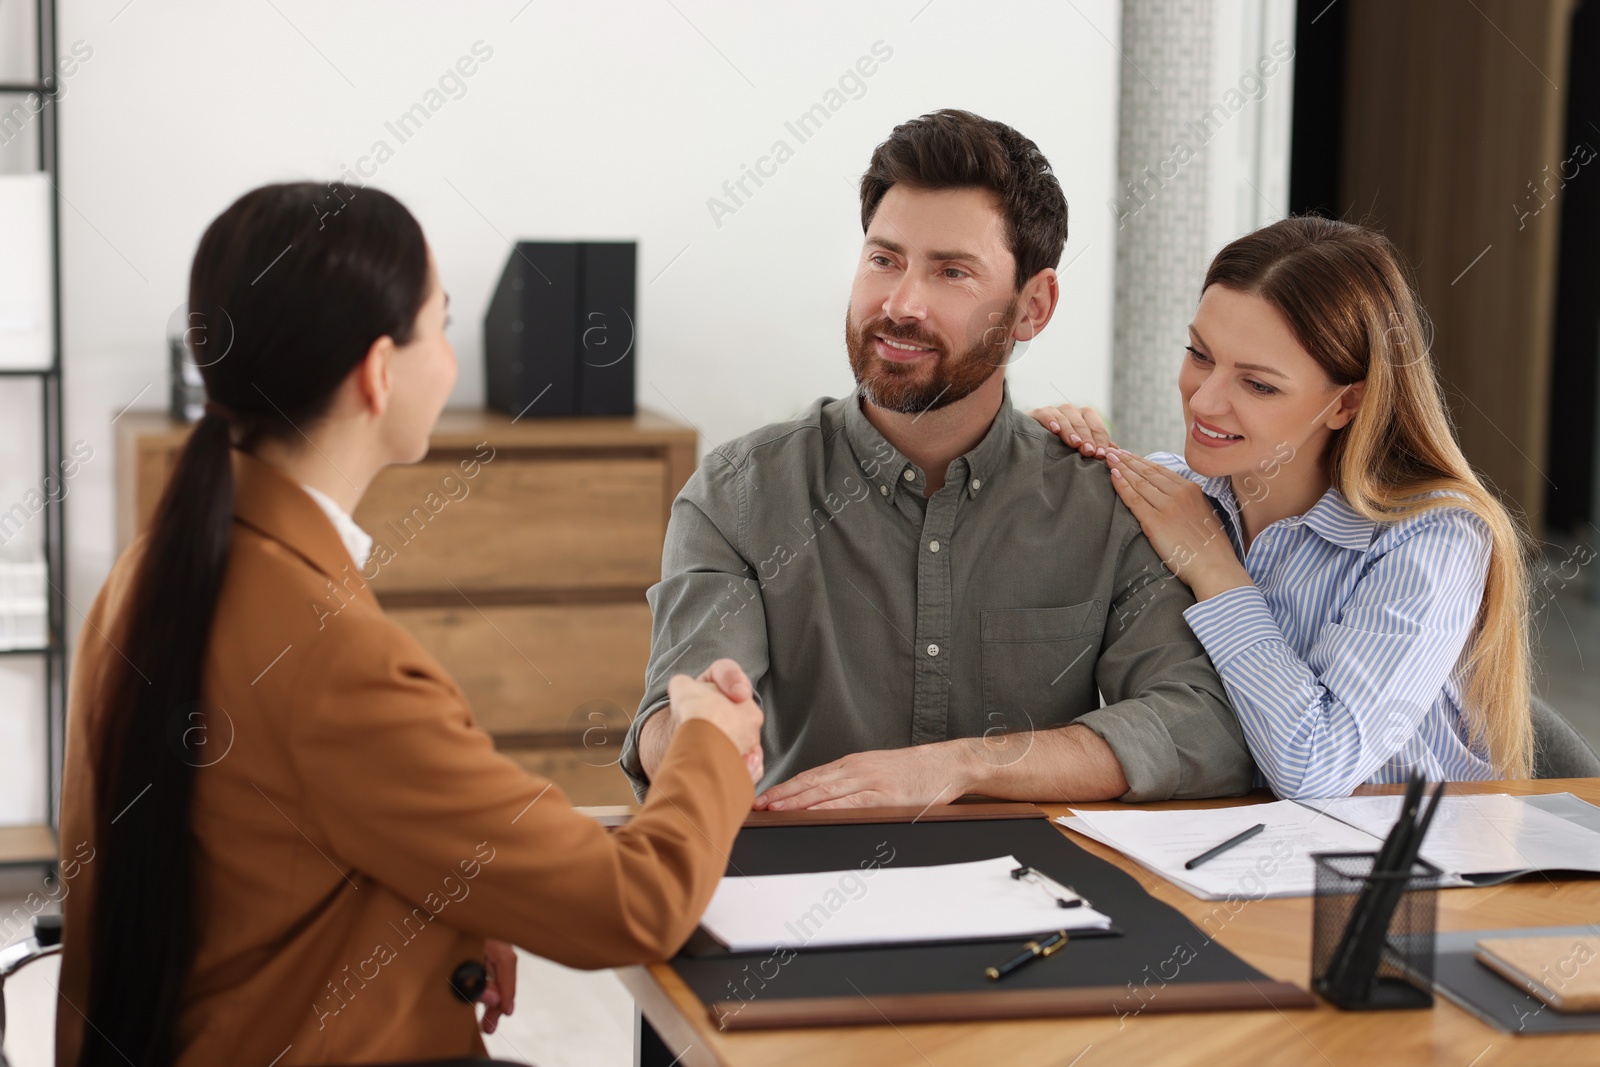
[620,110,1251,807]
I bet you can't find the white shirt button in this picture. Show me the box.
[879,485,888,496]
[972,478,982,490]
[903,469,915,481]
[927,643,940,656]
[929,540,940,552]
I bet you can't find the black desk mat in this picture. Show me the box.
[670,815,1314,1029]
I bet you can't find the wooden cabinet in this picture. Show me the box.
[116,408,697,807]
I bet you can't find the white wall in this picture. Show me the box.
[0,0,1122,823]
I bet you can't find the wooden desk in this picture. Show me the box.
[616,779,1600,1066]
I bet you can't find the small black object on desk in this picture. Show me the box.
[1184,822,1266,869]
[985,930,1069,980]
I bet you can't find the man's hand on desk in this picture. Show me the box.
[752,744,967,810]
[752,725,1132,808]
[653,659,765,782]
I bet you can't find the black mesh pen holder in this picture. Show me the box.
[1310,851,1442,1010]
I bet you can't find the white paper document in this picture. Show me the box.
[1301,793,1600,885]
[697,854,1113,953]
[1059,793,1600,900]
[1060,801,1378,900]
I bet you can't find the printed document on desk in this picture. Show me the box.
[697,855,1113,953]
[1300,793,1600,885]
[1059,802,1377,900]
[1061,793,1600,900]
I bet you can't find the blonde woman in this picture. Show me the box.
[1032,217,1531,798]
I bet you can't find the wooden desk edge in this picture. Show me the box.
[576,801,1045,829]
[709,980,1317,1030]
[619,965,733,1067]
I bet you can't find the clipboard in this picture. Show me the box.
[681,854,1124,957]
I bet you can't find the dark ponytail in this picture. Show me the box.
[78,183,430,1066]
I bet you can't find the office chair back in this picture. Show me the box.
[1530,695,1600,779]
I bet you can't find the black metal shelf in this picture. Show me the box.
[3,0,66,862]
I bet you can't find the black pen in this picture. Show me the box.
[985,930,1069,980]
[1184,822,1266,869]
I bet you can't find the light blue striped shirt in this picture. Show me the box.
[1147,452,1496,798]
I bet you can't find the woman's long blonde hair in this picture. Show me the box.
[1205,217,1533,779]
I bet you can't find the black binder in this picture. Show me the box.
[483,241,637,418]
[576,241,636,416]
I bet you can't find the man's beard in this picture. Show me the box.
[846,297,1019,415]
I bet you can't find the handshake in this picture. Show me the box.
[665,659,765,782]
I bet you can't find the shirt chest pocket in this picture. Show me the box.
[979,602,1102,735]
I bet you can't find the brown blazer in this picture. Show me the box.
[56,450,752,1066]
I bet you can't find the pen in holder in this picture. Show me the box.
[1310,851,1442,1010]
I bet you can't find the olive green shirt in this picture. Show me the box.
[620,387,1251,802]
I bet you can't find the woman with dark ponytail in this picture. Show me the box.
[55,183,764,1066]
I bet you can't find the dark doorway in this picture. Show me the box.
[1288,0,1346,218]
[1545,0,1600,535]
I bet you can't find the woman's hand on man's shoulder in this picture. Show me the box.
[1028,403,1117,458]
